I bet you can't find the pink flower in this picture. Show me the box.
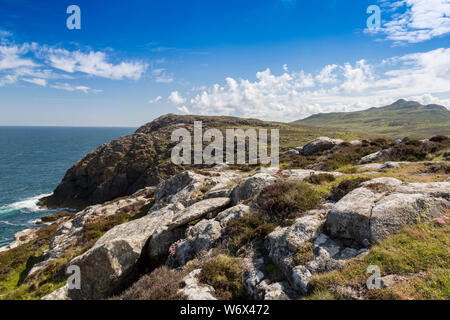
[395,276,407,282]
[433,218,446,225]
[168,239,186,256]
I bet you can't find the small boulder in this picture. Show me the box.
[300,137,344,156]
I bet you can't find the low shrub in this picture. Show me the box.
[223,212,275,254]
[294,242,315,265]
[116,266,186,300]
[306,173,336,185]
[327,177,370,202]
[256,181,325,221]
[199,254,245,300]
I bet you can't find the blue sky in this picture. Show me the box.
[0,0,449,126]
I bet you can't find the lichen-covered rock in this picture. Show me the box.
[67,203,183,300]
[215,204,251,228]
[0,228,39,253]
[40,133,178,209]
[231,172,277,204]
[26,188,154,279]
[370,193,448,243]
[358,149,392,164]
[291,265,311,295]
[325,178,450,245]
[306,234,367,274]
[178,269,217,300]
[187,219,222,253]
[259,281,297,300]
[41,285,69,300]
[266,215,322,276]
[299,137,344,156]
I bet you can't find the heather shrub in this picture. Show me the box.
[327,177,370,202]
[222,212,275,254]
[199,254,245,300]
[256,181,325,221]
[306,173,336,185]
[116,266,186,300]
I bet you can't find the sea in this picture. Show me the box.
[0,126,136,247]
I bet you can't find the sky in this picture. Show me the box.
[0,0,449,126]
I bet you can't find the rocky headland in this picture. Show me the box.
[1,114,449,300]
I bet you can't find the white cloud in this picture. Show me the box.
[0,43,37,71]
[182,48,450,121]
[168,91,186,104]
[0,38,148,91]
[316,64,338,84]
[0,30,12,38]
[177,106,190,114]
[148,96,162,104]
[151,68,174,83]
[371,0,450,43]
[45,48,147,80]
[22,78,47,87]
[51,82,102,94]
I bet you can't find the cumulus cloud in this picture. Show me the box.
[177,47,450,121]
[177,105,190,114]
[168,91,186,104]
[371,0,450,43]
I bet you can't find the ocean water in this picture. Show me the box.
[0,126,136,247]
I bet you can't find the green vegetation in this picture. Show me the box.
[223,212,276,254]
[293,100,450,139]
[0,198,155,300]
[199,254,245,300]
[0,223,66,300]
[306,214,450,300]
[306,173,336,185]
[255,181,328,221]
[294,242,315,266]
[327,177,371,202]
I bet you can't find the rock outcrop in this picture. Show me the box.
[325,178,450,245]
[40,114,274,209]
[299,137,344,156]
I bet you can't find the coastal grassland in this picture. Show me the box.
[0,198,155,300]
[0,223,65,300]
[305,212,450,300]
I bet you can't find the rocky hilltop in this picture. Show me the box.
[1,114,449,301]
[294,99,450,139]
[39,114,277,209]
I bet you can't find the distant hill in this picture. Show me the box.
[292,99,450,139]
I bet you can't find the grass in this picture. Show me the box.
[199,254,245,300]
[306,213,450,300]
[0,223,67,300]
[255,181,328,221]
[293,100,450,139]
[0,198,155,300]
